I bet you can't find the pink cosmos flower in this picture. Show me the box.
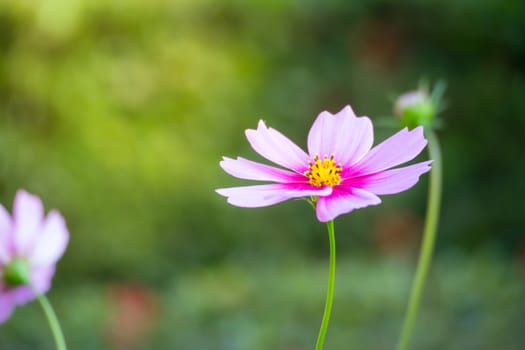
[216,105,431,222]
[0,190,69,323]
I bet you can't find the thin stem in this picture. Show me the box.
[315,220,336,350]
[396,129,442,350]
[36,293,67,350]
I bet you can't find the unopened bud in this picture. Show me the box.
[394,90,436,129]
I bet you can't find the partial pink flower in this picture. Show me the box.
[216,106,431,222]
[0,190,69,323]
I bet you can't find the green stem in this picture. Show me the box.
[315,220,336,350]
[396,129,442,350]
[36,293,68,350]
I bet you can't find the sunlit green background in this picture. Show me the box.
[1,0,524,349]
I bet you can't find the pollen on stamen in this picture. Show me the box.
[303,153,343,187]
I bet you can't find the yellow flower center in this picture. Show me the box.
[304,154,343,187]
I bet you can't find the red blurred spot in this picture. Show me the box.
[353,18,406,69]
[104,283,159,350]
[515,241,525,278]
[373,211,422,256]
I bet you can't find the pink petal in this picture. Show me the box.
[0,204,13,263]
[355,161,432,195]
[316,187,381,222]
[29,265,55,296]
[0,291,15,324]
[307,106,373,166]
[29,211,69,268]
[220,157,304,182]
[7,265,55,305]
[307,111,338,157]
[12,190,44,255]
[216,184,332,208]
[7,285,34,305]
[352,126,427,175]
[245,120,310,171]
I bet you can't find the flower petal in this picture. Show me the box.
[245,120,310,171]
[307,106,373,166]
[29,211,69,268]
[7,265,55,305]
[307,111,338,158]
[355,161,432,195]
[13,190,44,255]
[352,126,427,175]
[220,157,304,182]
[6,285,34,305]
[316,187,381,222]
[29,265,55,296]
[0,291,15,324]
[0,204,13,263]
[216,184,332,208]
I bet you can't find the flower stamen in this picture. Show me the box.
[304,154,343,187]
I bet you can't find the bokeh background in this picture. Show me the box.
[1,0,524,349]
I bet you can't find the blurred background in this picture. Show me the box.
[0,0,524,349]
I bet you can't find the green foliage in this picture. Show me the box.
[1,253,523,349]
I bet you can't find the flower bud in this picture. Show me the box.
[3,257,30,286]
[394,90,436,129]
